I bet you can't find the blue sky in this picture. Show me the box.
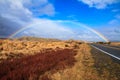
[52,0,119,26]
[0,0,120,41]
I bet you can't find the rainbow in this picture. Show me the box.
[78,23,109,42]
[9,22,40,38]
[9,21,109,42]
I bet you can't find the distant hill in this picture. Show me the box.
[15,36,61,42]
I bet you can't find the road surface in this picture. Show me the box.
[91,44,120,60]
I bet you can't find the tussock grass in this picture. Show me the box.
[1,38,119,80]
[51,44,100,80]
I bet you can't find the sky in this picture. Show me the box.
[0,0,120,42]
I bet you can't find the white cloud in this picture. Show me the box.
[78,0,119,9]
[0,0,55,23]
[22,0,55,16]
[0,0,33,24]
[0,0,55,37]
[13,19,76,39]
[39,4,55,16]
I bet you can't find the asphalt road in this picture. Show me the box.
[91,44,120,60]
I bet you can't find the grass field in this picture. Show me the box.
[0,39,76,62]
[0,38,120,80]
[110,42,120,47]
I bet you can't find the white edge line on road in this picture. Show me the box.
[91,45,120,61]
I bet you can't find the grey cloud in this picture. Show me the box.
[78,0,120,9]
[0,16,22,38]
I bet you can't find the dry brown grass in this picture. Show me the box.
[0,49,76,80]
[0,39,78,61]
[110,42,120,46]
[0,40,65,54]
[50,44,120,80]
[0,38,120,80]
[50,44,100,80]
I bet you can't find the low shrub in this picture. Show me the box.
[0,49,76,80]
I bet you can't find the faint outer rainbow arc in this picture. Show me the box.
[9,21,109,42]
